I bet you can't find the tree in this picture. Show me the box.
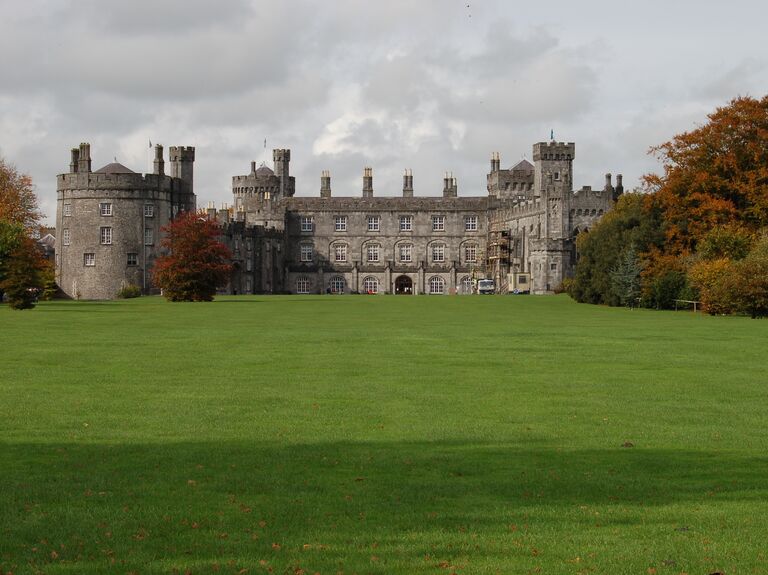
[732,232,768,318]
[644,96,768,254]
[610,244,642,308]
[568,193,663,305]
[153,211,233,302]
[0,234,44,309]
[1,158,45,305]
[0,158,41,230]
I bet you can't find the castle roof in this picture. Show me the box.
[255,165,274,177]
[94,162,136,174]
[510,159,534,171]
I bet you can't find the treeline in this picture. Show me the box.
[567,95,768,317]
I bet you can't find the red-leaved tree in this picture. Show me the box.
[153,211,233,302]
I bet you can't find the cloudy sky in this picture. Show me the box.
[1,0,766,225]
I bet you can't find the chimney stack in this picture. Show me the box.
[402,169,413,197]
[362,167,373,198]
[153,144,164,175]
[320,170,332,198]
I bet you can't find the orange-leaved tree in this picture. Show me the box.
[644,95,768,254]
[153,211,233,302]
[1,157,45,307]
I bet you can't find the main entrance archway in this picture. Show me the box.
[395,275,413,295]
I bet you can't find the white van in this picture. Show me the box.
[477,279,495,295]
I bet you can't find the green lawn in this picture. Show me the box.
[1,295,767,574]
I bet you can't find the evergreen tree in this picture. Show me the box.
[610,244,642,308]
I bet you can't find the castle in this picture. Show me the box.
[55,141,621,299]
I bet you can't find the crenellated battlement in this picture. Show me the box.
[532,141,575,161]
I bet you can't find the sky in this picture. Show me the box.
[1,0,766,225]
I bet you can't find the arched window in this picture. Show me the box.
[296,276,311,294]
[362,276,379,294]
[329,276,345,294]
[429,276,445,295]
[460,276,473,294]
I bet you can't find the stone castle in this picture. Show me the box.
[55,141,621,299]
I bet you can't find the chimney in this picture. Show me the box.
[491,152,500,172]
[402,169,413,197]
[362,167,373,198]
[153,144,164,175]
[443,172,457,198]
[70,148,80,173]
[614,173,624,201]
[320,170,332,198]
[78,142,92,173]
[604,173,613,192]
[251,161,257,174]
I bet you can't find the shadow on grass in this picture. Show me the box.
[2,440,766,573]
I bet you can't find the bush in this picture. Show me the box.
[117,284,142,299]
[687,258,738,315]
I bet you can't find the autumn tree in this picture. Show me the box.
[1,158,46,307]
[732,232,768,318]
[644,95,768,254]
[153,211,233,302]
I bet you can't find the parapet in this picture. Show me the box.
[532,141,575,161]
[169,146,195,162]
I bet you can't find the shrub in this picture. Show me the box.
[117,284,142,299]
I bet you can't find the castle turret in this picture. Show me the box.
[153,144,164,176]
[273,149,292,198]
[604,173,614,195]
[402,169,413,197]
[362,167,373,198]
[320,170,332,198]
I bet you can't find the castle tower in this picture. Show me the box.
[273,149,292,198]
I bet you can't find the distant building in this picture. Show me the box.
[56,141,620,299]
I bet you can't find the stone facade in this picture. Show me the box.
[55,143,195,299]
[55,140,620,299]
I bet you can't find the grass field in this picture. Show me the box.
[1,295,767,575]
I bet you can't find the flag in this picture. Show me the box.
[550,129,554,141]
[264,138,267,149]
[149,139,152,148]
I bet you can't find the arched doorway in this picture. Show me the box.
[395,275,413,295]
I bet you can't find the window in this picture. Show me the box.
[144,228,153,245]
[84,252,95,267]
[432,244,445,263]
[460,276,473,294]
[300,243,313,262]
[245,278,252,293]
[300,216,313,232]
[464,244,477,263]
[329,276,345,294]
[334,244,347,262]
[362,276,379,294]
[550,263,557,271]
[100,202,112,216]
[63,204,72,217]
[100,226,112,245]
[246,238,252,252]
[62,229,71,246]
[518,275,528,284]
[334,215,347,231]
[399,244,412,262]
[296,276,311,294]
[399,215,412,231]
[246,259,252,271]
[366,244,380,263]
[429,276,445,294]
[144,204,154,217]
[367,215,380,231]
[432,215,445,231]
[465,215,478,231]
[554,171,561,181]
[127,252,138,266]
